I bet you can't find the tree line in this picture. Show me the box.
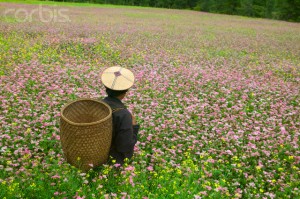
[51,0,300,22]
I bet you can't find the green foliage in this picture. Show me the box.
[196,0,300,21]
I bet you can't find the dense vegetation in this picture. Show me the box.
[44,0,300,22]
[0,1,299,199]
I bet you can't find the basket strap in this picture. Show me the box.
[112,108,124,113]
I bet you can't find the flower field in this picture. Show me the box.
[0,2,300,199]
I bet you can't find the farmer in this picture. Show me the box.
[101,66,140,165]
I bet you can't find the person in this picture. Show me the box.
[101,66,140,165]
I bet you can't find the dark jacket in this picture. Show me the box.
[103,96,139,165]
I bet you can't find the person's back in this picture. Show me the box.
[101,67,140,165]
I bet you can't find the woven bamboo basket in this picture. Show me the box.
[60,98,112,171]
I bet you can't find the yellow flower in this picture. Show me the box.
[103,169,109,175]
[176,169,182,175]
[260,188,264,193]
[256,166,261,170]
[77,157,81,161]
[30,183,36,188]
[272,179,276,183]
[288,156,294,160]
[205,181,211,186]
[278,168,284,172]
[237,163,241,168]
[8,182,18,192]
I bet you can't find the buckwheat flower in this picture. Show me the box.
[104,194,109,199]
[51,174,60,179]
[147,166,153,171]
[269,193,276,199]
[114,163,121,168]
[225,150,233,155]
[125,165,135,171]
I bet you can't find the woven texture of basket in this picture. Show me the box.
[60,99,112,171]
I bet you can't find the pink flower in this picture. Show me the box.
[51,174,60,179]
[114,163,121,168]
[125,166,135,171]
[147,135,152,141]
[129,175,135,187]
[147,166,153,171]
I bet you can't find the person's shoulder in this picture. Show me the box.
[114,108,131,117]
[114,108,132,124]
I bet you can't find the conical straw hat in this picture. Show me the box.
[101,66,135,91]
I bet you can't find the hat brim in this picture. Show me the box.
[101,66,135,91]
